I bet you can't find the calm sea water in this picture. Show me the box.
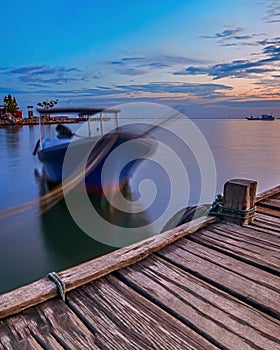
[1,118,280,294]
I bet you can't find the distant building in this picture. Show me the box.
[27,105,34,118]
[0,105,5,117]
[0,104,22,120]
[13,110,22,119]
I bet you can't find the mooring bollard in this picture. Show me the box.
[221,179,257,225]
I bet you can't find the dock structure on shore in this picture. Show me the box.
[0,179,280,349]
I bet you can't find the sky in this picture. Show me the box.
[0,0,280,118]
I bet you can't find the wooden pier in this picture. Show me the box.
[0,179,280,349]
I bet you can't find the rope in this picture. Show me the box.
[48,272,66,302]
[210,194,256,219]
[220,205,256,218]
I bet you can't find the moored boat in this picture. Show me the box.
[35,107,155,196]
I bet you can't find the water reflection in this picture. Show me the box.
[1,120,280,294]
[38,175,153,264]
[4,125,23,151]
[40,197,116,267]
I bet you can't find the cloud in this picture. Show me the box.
[200,27,243,39]
[114,67,149,76]
[64,82,233,102]
[120,82,232,96]
[10,65,80,75]
[262,44,280,60]
[92,72,106,79]
[5,65,85,86]
[263,2,280,23]
[257,37,280,46]
[7,81,232,102]
[9,65,46,74]
[107,54,207,76]
[177,41,280,79]
[182,60,274,79]
[199,27,259,47]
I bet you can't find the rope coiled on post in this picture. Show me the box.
[210,194,256,219]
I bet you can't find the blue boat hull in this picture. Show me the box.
[38,131,153,196]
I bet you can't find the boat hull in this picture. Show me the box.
[246,114,274,121]
[38,131,153,196]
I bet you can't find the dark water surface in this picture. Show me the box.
[0,119,280,294]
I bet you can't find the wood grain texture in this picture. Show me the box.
[0,215,216,319]
[117,255,280,350]
[258,198,280,211]
[0,319,44,350]
[0,299,97,350]
[157,238,280,318]
[250,219,280,236]
[256,185,280,202]
[256,205,280,218]
[212,222,280,247]
[191,225,280,273]
[272,192,280,200]
[255,211,280,226]
[67,274,217,350]
[252,215,280,235]
[222,179,257,225]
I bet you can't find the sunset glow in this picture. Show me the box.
[0,0,279,118]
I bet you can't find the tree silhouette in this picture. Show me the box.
[3,94,19,113]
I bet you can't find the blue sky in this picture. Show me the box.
[0,0,280,118]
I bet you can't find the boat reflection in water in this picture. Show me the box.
[38,168,154,264]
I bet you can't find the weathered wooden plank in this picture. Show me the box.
[0,215,216,319]
[256,205,280,218]
[207,224,280,255]
[211,222,280,248]
[191,228,280,273]
[256,185,280,202]
[255,211,280,225]
[265,197,280,205]
[246,222,280,237]
[1,299,97,350]
[67,274,217,350]
[258,198,280,210]
[117,255,280,350]
[272,192,280,200]
[0,319,44,350]
[157,239,280,318]
[250,219,280,235]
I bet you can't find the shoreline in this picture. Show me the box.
[0,117,87,126]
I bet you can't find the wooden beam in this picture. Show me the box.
[256,184,280,202]
[0,215,216,320]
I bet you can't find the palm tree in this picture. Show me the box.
[37,99,58,117]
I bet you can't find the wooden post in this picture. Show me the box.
[221,179,257,225]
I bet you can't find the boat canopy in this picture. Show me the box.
[36,107,121,115]
[36,107,121,141]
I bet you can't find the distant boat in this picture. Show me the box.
[246,114,274,121]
